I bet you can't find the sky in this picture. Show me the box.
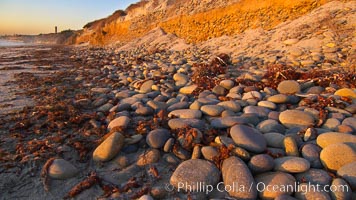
[0,0,139,35]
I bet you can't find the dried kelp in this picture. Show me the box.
[64,172,100,199]
[192,54,230,94]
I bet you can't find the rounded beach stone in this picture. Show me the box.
[140,80,154,93]
[320,143,356,171]
[201,146,218,161]
[258,101,277,110]
[334,88,356,99]
[257,119,285,133]
[163,138,175,152]
[93,132,125,162]
[93,97,108,107]
[170,159,220,191]
[246,99,258,106]
[114,103,131,112]
[283,136,299,157]
[198,97,220,105]
[189,100,202,110]
[220,80,234,90]
[168,109,202,119]
[97,103,113,112]
[124,134,143,145]
[146,129,171,148]
[108,116,130,130]
[167,101,189,112]
[191,145,201,159]
[248,154,274,174]
[337,161,356,190]
[267,94,289,104]
[221,110,236,117]
[219,80,235,90]
[215,135,235,146]
[173,73,188,86]
[321,118,340,131]
[147,100,168,111]
[301,144,322,168]
[168,118,205,130]
[137,149,160,166]
[316,132,356,148]
[222,156,257,199]
[330,178,352,200]
[230,124,267,153]
[279,110,314,129]
[295,169,332,186]
[242,91,262,100]
[231,147,251,161]
[306,86,325,94]
[210,116,248,129]
[337,125,354,134]
[255,172,296,199]
[200,105,224,116]
[277,80,300,94]
[179,84,198,94]
[163,154,181,165]
[243,106,270,118]
[342,117,356,131]
[268,111,280,120]
[48,159,78,179]
[264,132,285,148]
[212,85,226,95]
[217,101,241,112]
[345,104,356,114]
[303,128,318,142]
[274,156,310,173]
[136,106,154,116]
[226,93,241,99]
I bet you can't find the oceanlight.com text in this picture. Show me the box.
[165,182,349,195]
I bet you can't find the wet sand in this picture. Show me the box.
[0,45,73,116]
[0,45,83,200]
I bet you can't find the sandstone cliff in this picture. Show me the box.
[75,0,348,46]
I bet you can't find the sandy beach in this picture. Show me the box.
[0,40,355,199]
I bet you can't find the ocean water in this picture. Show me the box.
[0,39,26,47]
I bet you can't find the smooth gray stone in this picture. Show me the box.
[210,116,248,128]
[170,159,220,191]
[230,124,267,153]
[168,118,205,130]
[222,156,257,199]
[146,129,171,148]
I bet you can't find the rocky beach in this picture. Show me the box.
[1,1,356,200]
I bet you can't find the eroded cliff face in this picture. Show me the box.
[75,0,343,46]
